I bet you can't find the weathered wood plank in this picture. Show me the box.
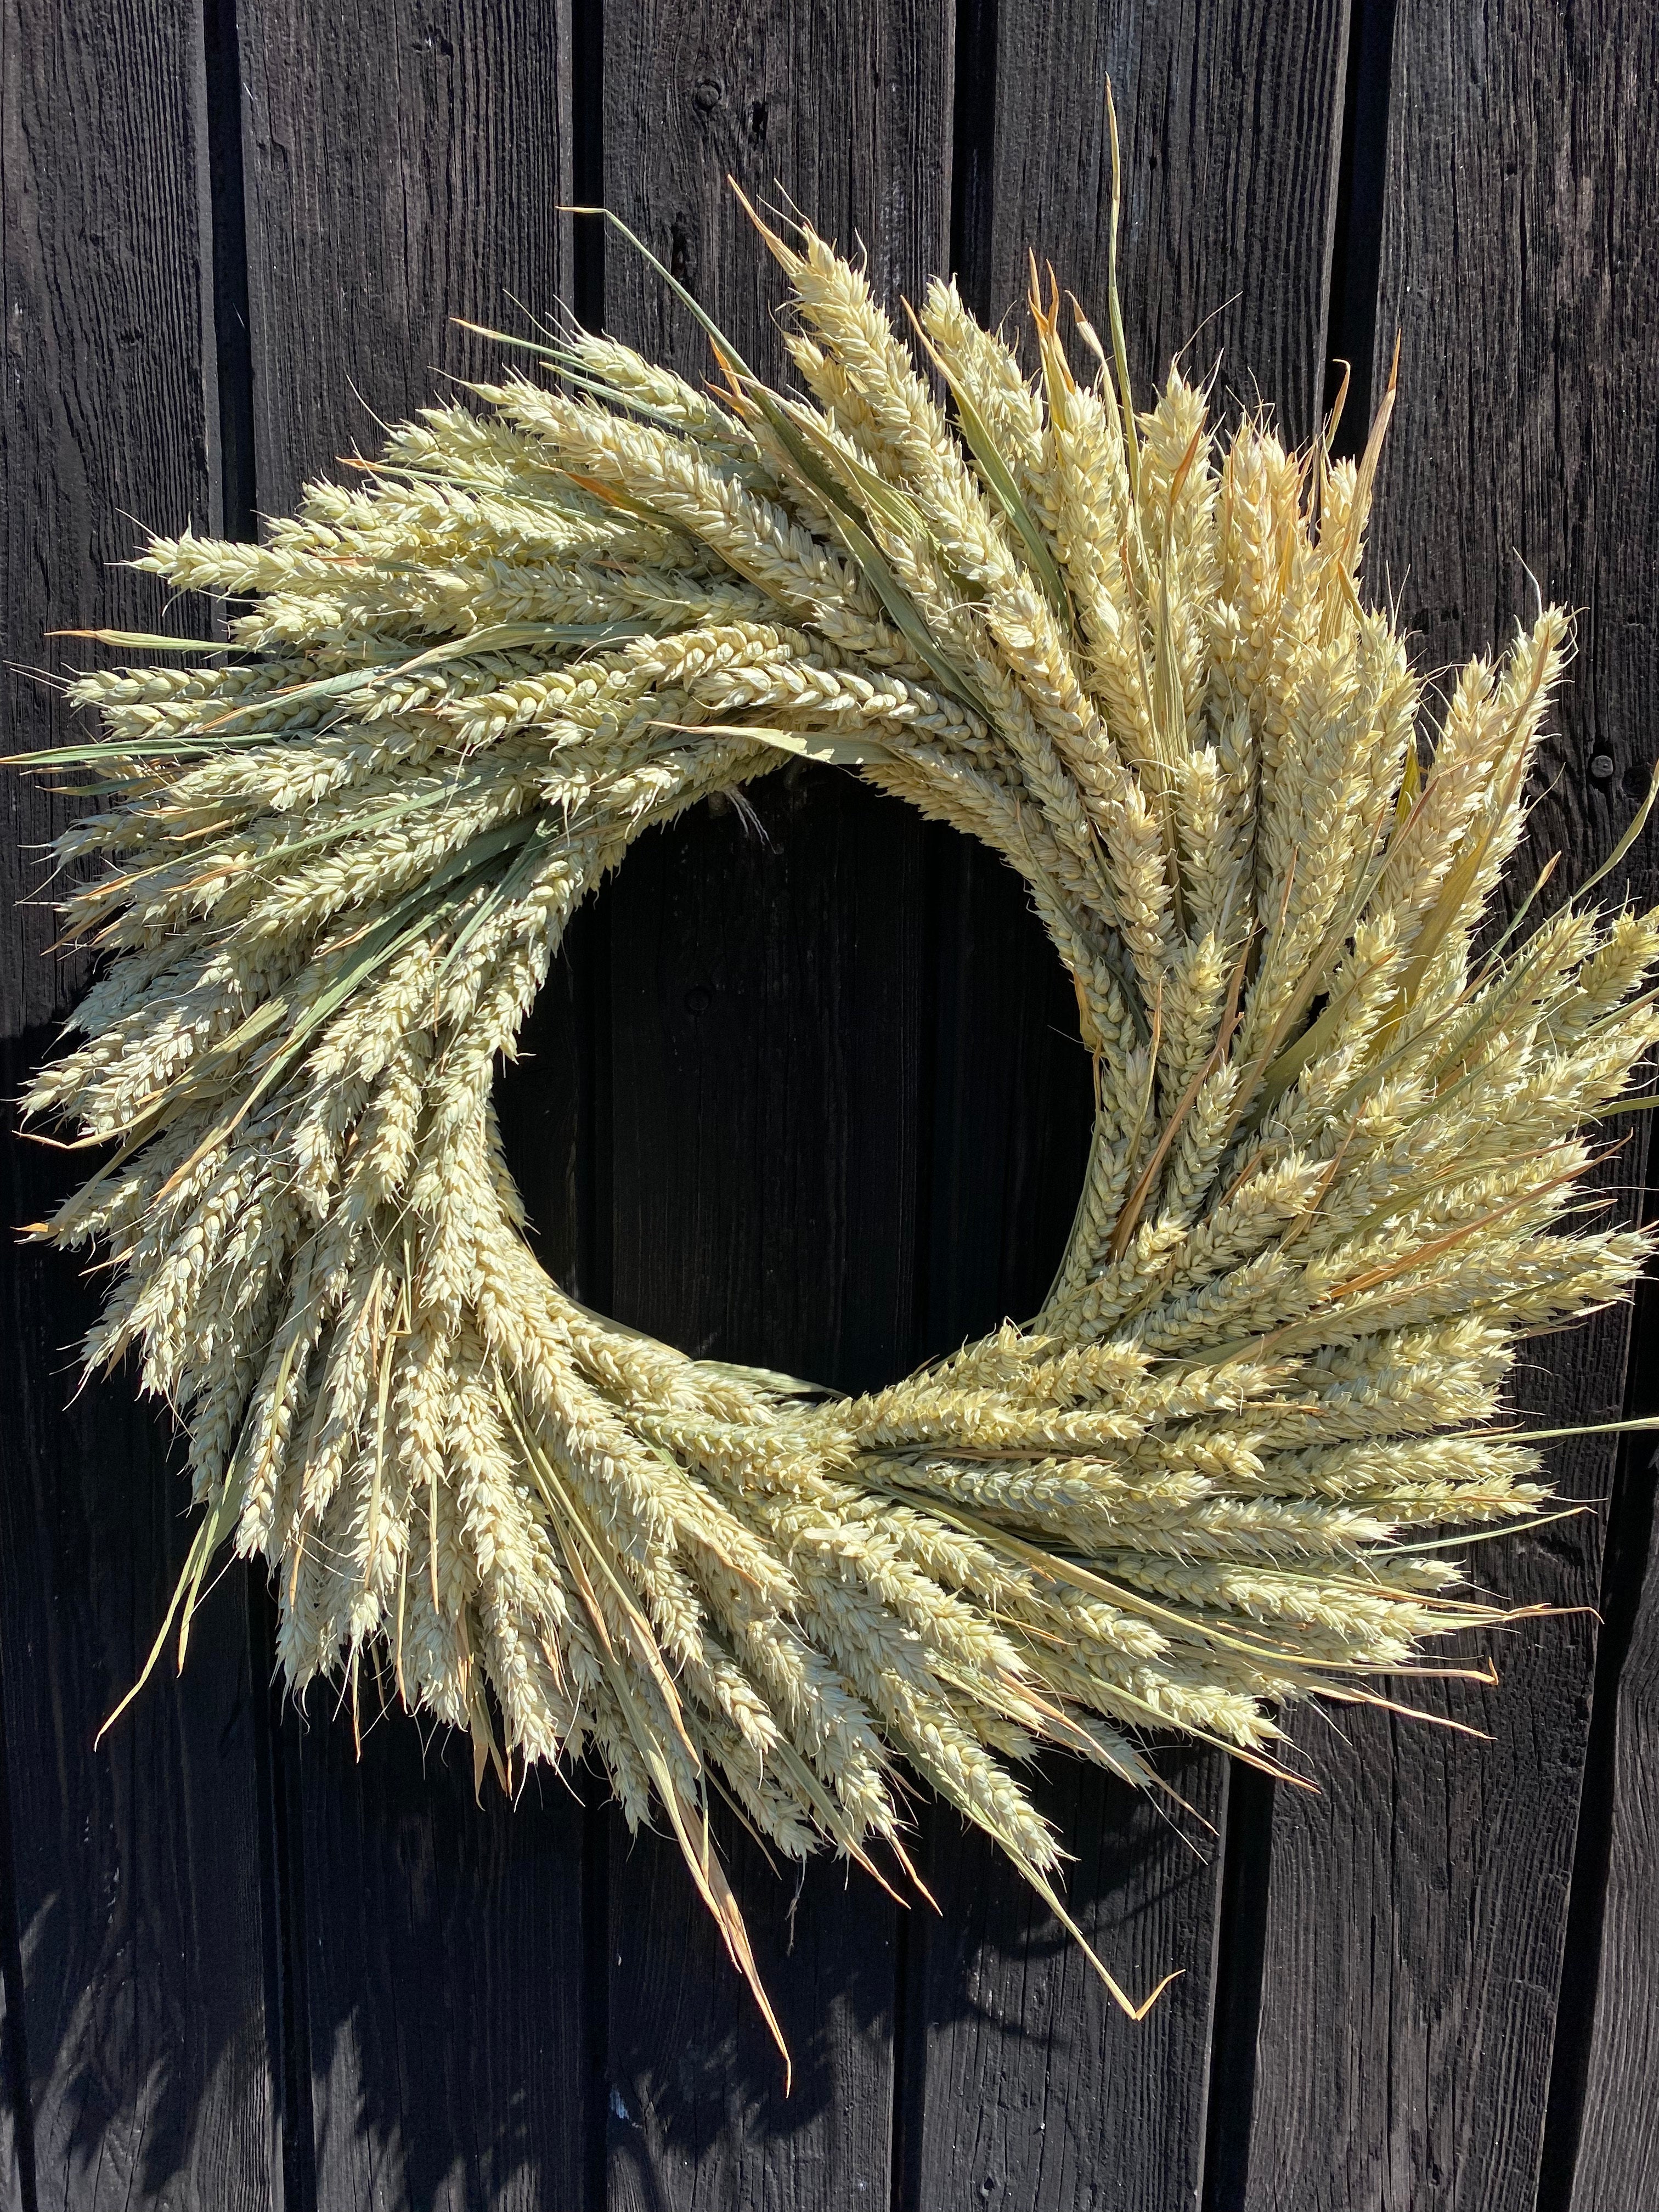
[1,0,225,1035]
[1534,1246,1659,2211]
[0,1111,278,2212]
[0,1629,24,2211]
[234,7,585,2203]
[498,905,596,1305]
[917,834,1096,1366]
[907,11,1353,2207]
[905,833,1232,2211]
[599,769,925,2205]
[599,0,952,396]
[239,0,575,517]
[605,1800,900,2211]
[1569,1446,1659,2211]
[1551,33,1659,2195]
[594,3,951,2197]
[298,1717,588,2210]
[0,1638,27,2212]
[21,5,1659,2208]
[605,767,932,1394]
[1232,7,1659,2206]
[0,2,279,2204]
[911,1750,1227,2212]
[978,0,1352,447]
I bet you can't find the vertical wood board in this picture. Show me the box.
[0,5,279,2204]
[235,6,585,2204]
[979,0,1352,448]
[239,0,575,516]
[907,9,1354,2206]
[1553,20,1659,2196]
[595,1,951,2198]
[1235,5,1659,2207]
[1569,1452,1659,2211]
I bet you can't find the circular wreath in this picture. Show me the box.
[20,187,1659,2046]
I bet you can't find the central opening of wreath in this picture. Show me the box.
[495,762,1096,1398]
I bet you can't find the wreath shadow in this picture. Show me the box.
[281,1678,1223,2209]
[599,1742,1228,2208]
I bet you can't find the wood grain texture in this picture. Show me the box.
[910,1752,1227,2212]
[0,1118,278,2212]
[1231,6,1659,2207]
[1571,1453,1659,2211]
[978,0,1352,449]
[594,4,950,2197]
[0,1080,280,2212]
[910,13,1353,2206]
[238,0,574,517]
[599,0,952,393]
[13,1,1659,2204]
[0,2,278,2204]
[297,1714,587,2211]
[1556,19,1659,2171]
[1,0,218,1033]
[606,1803,899,2212]
[234,7,585,2203]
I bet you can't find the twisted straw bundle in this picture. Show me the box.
[18,166,1659,2051]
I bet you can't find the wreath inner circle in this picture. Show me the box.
[499,750,1090,1402]
[21,193,1659,2045]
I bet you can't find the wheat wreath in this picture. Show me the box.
[15,143,1659,2059]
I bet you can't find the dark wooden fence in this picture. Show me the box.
[4,1,1658,2204]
